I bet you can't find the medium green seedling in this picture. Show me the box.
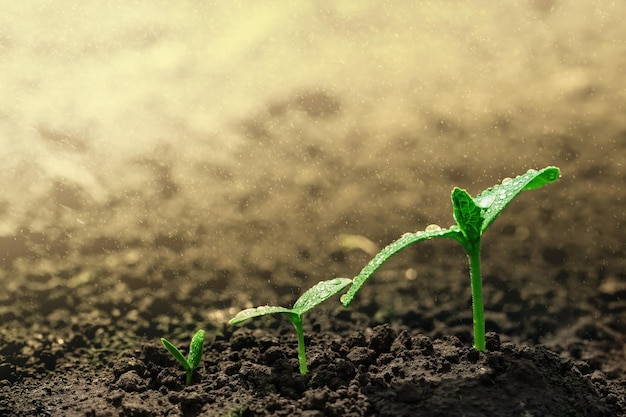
[229,277,352,375]
[341,166,561,352]
[161,329,205,385]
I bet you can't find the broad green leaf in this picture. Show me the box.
[229,306,293,325]
[187,329,205,370]
[341,226,464,307]
[292,277,352,315]
[451,187,482,242]
[474,166,560,232]
[161,337,191,371]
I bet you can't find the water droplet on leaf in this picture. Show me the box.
[317,290,331,299]
[475,194,495,208]
[425,224,441,232]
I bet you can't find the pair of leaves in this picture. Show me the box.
[229,277,352,325]
[341,166,561,306]
[453,167,561,243]
[229,277,352,375]
[161,329,205,385]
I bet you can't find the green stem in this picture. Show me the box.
[467,243,486,352]
[185,367,192,386]
[290,316,308,375]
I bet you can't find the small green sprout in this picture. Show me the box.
[229,277,352,375]
[161,329,205,386]
[341,166,561,352]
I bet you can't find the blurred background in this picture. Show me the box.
[0,1,623,301]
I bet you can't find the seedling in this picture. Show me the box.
[229,277,352,375]
[161,329,205,385]
[341,167,561,352]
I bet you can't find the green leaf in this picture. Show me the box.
[292,277,352,315]
[341,226,464,307]
[474,166,561,232]
[522,166,561,190]
[451,187,482,242]
[161,337,191,372]
[187,329,205,371]
[228,305,294,325]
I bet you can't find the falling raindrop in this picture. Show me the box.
[404,268,417,280]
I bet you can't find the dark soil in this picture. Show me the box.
[1,2,626,417]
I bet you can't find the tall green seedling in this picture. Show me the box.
[341,167,561,352]
[230,277,351,374]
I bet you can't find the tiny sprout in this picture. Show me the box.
[341,166,561,352]
[229,277,352,375]
[161,329,205,386]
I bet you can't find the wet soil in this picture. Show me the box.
[1,2,626,417]
[1,253,625,417]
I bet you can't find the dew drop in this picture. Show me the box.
[501,177,512,184]
[318,290,331,299]
[475,194,495,208]
[425,224,441,232]
[526,168,537,174]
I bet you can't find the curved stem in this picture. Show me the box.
[290,315,308,375]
